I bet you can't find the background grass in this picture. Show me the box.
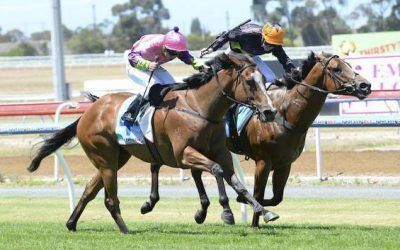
[0,197,399,249]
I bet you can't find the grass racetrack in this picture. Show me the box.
[1,197,399,249]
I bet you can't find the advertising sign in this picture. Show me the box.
[332,31,400,56]
[339,54,400,115]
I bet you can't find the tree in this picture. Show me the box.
[67,26,105,54]
[351,0,400,32]
[190,18,202,35]
[110,0,170,52]
[4,29,26,42]
[0,42,38,56]
[31,31,51,41]
[186,18,215,50]
[252,0,352,46]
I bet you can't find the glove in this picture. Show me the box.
[192,58,206,71]
[290,67,301,81]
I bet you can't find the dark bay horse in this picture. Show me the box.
[28,53,278,233]
[141,52,372,226]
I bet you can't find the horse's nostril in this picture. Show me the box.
[360,82,370,90]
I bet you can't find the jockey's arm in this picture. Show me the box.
[178,51,205,71]
[128,51,154,71]
[271,46,295,73]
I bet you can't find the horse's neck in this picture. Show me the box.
[283,65,327,129]
[189,73,233,121]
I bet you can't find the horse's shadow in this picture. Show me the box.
[76,223,376,236]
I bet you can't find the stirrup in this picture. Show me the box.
[122,112,135,122]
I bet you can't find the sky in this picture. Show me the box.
[0,0,253,36]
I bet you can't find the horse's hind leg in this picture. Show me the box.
[101,167,128,233]
[261,164,291,207]
[140,163,161,214]
[66,148,131,232]
[191,169,211,224]
[66,171,103,231]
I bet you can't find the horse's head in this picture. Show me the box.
[214,53,276,122]
[306,52,372,99]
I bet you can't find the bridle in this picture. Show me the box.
[211,60,261,111]
[291,55,359,95]
[176,58,264,124]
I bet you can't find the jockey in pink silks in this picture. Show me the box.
[122,27,205,121]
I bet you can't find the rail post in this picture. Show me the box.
[315,128,324,180]
[231,153,247,224]
[54,102,78,182]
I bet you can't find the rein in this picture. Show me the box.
[290,55,358,95]
[211,63,257,109]
[175,61,258,124]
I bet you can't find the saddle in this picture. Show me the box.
[225,104,254,155]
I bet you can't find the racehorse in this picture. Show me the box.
[27,53,279,233]
[140,52,372,227]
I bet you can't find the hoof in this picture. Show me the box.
[263,210,280,223]
[140,201,153,214]
[236,196,248,204]
[221,210,235,225]
[66,221,76,232]
[194,209,207,224]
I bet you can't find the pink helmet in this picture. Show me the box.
[164,27,188,52]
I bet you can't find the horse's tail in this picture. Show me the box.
[27,118,80,173]
[82,91,99,103]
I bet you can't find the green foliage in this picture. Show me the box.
[352,0,400,32]
[252,0,354,46]
[110,0,170,52]
[186,34,216,50]
[190,18,202,35]
[67,27,105,54]
[31,31,51,41]
[0,42,38,56]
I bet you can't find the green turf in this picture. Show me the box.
[1,221,399,250]
[0,197,399,249]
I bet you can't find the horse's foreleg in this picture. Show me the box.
[182,146,235,225]
[191,169,210,224]
[250,159,272,227]
[262,164,291,207]
[218,151,279,224]
[141,163,161,214]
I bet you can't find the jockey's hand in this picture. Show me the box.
[290,67,301,81]
[148,62,158,71]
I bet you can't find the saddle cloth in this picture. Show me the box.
[224,105,254,138]
[115,95,156,145]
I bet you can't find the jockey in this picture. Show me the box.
[122,27,205,122]
[201,23,301,87]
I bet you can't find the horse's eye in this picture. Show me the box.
[333,68,342,74]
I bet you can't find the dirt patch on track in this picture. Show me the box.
[1,151,399,179]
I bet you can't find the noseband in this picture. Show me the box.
[292,55,359,95]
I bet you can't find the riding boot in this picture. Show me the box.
[121,95,143,122]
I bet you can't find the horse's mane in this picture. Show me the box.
[281,51,318,89]
[181,53,235,89]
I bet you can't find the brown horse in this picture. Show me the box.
[141,52,372,226]
[28,53,279,233]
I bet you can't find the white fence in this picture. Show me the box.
[0,46,333,68]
